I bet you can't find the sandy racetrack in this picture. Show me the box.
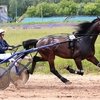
[0,74,100,100]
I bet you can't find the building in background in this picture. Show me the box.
[0,5,8,23]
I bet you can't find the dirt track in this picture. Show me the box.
[0,74,100,100]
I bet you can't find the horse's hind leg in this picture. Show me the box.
[28,56,46,74]
[48,60,70,83]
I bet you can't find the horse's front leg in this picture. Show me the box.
[66,58,84,75]
[86,56,100,67]
[48,60,70,84]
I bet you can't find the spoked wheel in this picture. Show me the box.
[0,67,10,90]
[10,65,29,87]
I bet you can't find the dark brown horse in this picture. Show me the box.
[23,17,100,83]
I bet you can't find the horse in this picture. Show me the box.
[23,17,100,84]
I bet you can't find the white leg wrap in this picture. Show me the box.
[80,70,84,73]
[75,70,84,74]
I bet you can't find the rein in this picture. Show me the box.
[0,34,99,64]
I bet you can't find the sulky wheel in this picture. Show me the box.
[10,65,29,87]
[0,67,10,90]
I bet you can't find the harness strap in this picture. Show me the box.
[68,35,77,54]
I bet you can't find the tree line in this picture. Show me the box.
[25,0,100,17]
[0,0,100,21]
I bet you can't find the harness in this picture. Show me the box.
[68,35,77,50]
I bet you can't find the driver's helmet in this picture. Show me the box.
[0,29,5,34]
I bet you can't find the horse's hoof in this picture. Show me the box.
[61,77,71,84]
[65,80,72,85]
[77,71,84,76]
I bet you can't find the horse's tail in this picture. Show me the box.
[22,39,38,50]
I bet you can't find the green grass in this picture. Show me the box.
[4,26,75,44]
[2,24,100,75]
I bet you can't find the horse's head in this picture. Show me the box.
[75,17,100,37]
[91,16,100,24]
[90,17,100,33]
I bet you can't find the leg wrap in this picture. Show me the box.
[66,66,84,75]
[75,70,84,75]
[67,66,75,73]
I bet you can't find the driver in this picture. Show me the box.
[0,29,32,62]
[0,29,14,61]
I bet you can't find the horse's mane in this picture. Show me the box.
[74,18,100,37]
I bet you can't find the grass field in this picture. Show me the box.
[2,23,100,74]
